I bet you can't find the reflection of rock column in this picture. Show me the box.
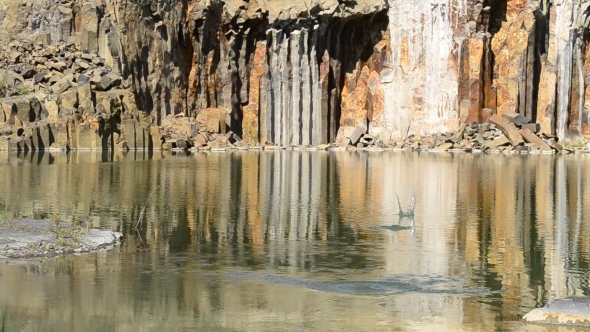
[492,158,530,316]
[258,152,272,241]
[551,156,568,299]
[567,157,584,295]
[301,152,314,239]
[288,152,299,269]
[265,152,285,254]
[316,152,331,240]
[308,153,321,240]
[278,152,289,244]
[242,153,263,246]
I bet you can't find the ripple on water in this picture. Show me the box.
[225,271,498,297]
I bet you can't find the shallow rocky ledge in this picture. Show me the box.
[523,297,590,327]
[0,218,122,259]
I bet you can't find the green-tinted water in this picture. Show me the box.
[1,150,589,331]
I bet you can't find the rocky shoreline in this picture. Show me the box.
[179,112,589,154]
[0,218,122,260]
[324,112,588,155]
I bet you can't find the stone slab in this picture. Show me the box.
[524,297,590,327]
[488,114,524,146]
[501,111,532,125]
[519,128,552,151]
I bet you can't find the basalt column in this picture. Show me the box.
[235,12,390,145]
[263,26,324,146]
[475,0,590,141]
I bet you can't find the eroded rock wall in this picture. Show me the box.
[463,0,590,141]
[2,0,590,148]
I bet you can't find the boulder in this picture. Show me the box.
[501,111,531,125]
[339,137,351,148]
[488,114,524,146]
[208,139,227,150]
[9,50,22,63]
[106,73,121,87]
[345,126,365,145]
[90,74,102,84]
[12,98,32,124]
[77,74,91,86]
[94,75,113,91]
[378,128,392,145]
[546,138,563,151]
[484,135,510,148]
[20,66,36,79]
[92,57,105,65]
[33,73,45,84]
[52,77,72,94]
[197,108,227,134]
[164,138,187,150]
[435,142,453,150]
[77,61,90,70]
[77,83,93,114]
[44,98,59,120]
[522,123,541,133]
[519,128,552,151]
[58,90,78,110]
[48,61,68,72]
[523,297,590,327]
[207,117,220,133]
[194,133,207,146]
[94,91,122,114]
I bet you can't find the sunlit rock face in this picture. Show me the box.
[2,0,590,144]
[384,0,467,137]
[384,0,590,141]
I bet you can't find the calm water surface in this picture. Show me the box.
[0,150,589,331]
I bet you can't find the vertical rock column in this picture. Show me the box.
[554,3,575,140]
[290,30,302,146]
[582,43,590,135]
[300,28,312,146]
[309,26,324,145]
[490,5,536,119]
[533,1,578,139]
[242,39,266,143]
[385,0,463,137]
[264,27,324,146]
[80,3,99,53]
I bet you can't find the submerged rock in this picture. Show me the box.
[0,218,122,259]
[523,297,590,327]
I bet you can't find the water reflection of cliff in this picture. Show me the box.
[1,151,590,330]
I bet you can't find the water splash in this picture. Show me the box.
[396,191,416,217]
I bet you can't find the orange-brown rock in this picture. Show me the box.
[488,114,524,146]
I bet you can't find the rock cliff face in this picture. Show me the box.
[0,0,590,150]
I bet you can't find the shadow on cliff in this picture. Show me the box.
[119,1,389,143]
